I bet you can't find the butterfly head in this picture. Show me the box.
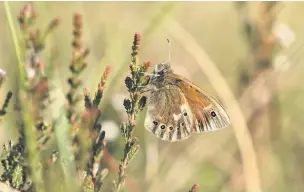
[149,62,173,89]
[153,62,172,76]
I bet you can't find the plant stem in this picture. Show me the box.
[4,1,25,84]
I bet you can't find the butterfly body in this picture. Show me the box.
[144,63,230,142]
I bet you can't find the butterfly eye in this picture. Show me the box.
[153,121,158,126]
[160,125,166,129]
[183,112,187,116]
[211,111,216,117]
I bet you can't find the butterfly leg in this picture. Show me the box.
[140,89,151,93]
[139,72,160,77]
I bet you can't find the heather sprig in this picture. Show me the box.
[76,66,111,192]
[17,3,58,129]
[0,70,12,118]
[112,33,151,192]
[77,108,106,192]
[66,13,90,126]
[17,2,58,148]
[189,184,200,192]
[92,66,111,107]
[0,91,13,116]
[0,138,27,191]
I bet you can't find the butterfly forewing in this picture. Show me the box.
[144,87,193,142]
[170,74,230,133]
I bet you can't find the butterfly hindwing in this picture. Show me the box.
[144,86,193,142]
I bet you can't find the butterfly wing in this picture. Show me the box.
[170,74,230,133]
[144,86,194,142]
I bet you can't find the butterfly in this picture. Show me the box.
[144,62,230,142]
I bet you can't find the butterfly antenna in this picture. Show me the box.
[167,38,171,65]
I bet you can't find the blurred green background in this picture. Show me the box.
[0,2,304,192]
